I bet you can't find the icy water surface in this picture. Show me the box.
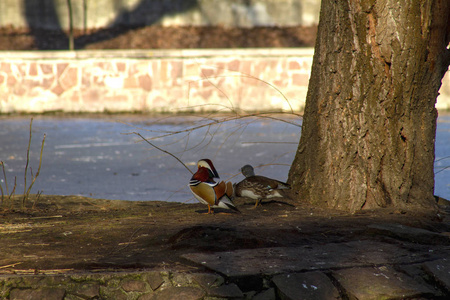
[0,114,449,202]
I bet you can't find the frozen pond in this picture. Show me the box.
[0,114,449,203]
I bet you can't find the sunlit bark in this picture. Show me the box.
[289,0,450,212]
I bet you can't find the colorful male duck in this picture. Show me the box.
[189,159,239,214]
[234,164,290,208]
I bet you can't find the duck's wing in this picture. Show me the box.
[190,182,216,206]
[253,176,290,190]
[214,181,240,212]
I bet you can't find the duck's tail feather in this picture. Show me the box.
[219,194,241,213]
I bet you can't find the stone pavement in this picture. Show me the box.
[2,222,450,300]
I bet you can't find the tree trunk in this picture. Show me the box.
[288,0,450,212]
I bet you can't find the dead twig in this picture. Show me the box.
[22,118,46,208]
[0,262,22,269]
[1,161,8,196]
[23,118,33,203]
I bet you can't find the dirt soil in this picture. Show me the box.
[1,195,449,275]
[0,25,317,50]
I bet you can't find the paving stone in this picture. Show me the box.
[332,266,436,300]
[10,287,66,300]
[423,259,450,292]
[71,282,100,298]
[182,240,440,277]
[138,293,154,300]
[399,264,445,297]
[121,279,148,292]
[367,223,450,245]
[64,294,85,300]
[192,273,224,289]
[99,286,128,300]
[207,283,244,298]
[272,272,339,300]
[147,272,165,291]
[171,273,196,286]
[253,288,276,300]
[149,286,205,300]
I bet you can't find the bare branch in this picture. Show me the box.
[23,118,33,201]
[0,161,6,204]
[132,132,193,175]
[24,134,46,202]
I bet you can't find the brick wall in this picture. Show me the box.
[0,48,449,114]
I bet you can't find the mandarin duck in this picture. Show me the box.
[234,164,290,208]
[189,159,239,214]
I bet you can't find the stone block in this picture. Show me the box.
[332,266,435,300]
[171,273,196,286]
[138,74,152,91]
[42,76,55,89]
[124,76,139,88]
[29,62,38,76]
[59,67,79,90]
[121,279,148,292]
[288,60,301,70]
[192,273,224,289]
[185,63,200,78]
[0,62,12,72]
[272,272,339,300]
[71,282,100,298]
[367,223,450,245]
[15,62,27,77]
[39,63,53,74]
[146,272,165,291]
[56,63,69,77]
[150,286,205,300]
[207,283,244,298]
[116,62,126,72]
[253,288,276,300]
[170,60,183,78]
[423,259,450,292]
[200,67,215,77]
[7,75,17,86]
[182,241,442,277]
[399,264,446,297]
[160,61,169,83]
[51,84,65,96]
[99,286,128,300]
[228,59,240,71]
[291,73,310,86]
[10,287,66,300]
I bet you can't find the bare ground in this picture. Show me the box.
[0,194,449,275]
[0,25,317,50]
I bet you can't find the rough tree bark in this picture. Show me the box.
[288,0,450,212]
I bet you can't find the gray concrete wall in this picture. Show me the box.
[0,0,321,30]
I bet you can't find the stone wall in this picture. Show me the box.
[1,48,449,114]
[0,49,313,114]
[0,0,321,30]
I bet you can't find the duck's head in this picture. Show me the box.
[240,164,256,178]
[197,158,219,179]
